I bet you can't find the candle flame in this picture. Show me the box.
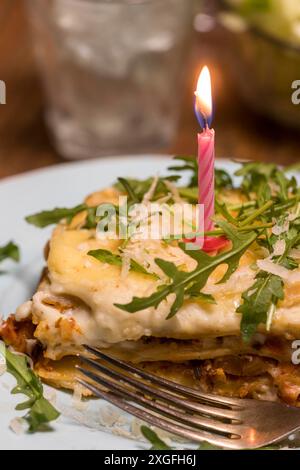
[195,66,213,128]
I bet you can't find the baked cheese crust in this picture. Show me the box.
[16,187,298,361]
[2,184,300,405]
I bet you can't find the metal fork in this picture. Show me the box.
[77,346,300,449]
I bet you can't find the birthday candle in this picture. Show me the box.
[198,126,215,233]
[194,66,227,252]
[195,66,215,234]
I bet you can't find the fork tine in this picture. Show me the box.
[78,355,240,421]
[84,345,242,408]
[78,366,240,436]
[78,378,241,449]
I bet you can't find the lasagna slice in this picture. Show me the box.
[1,174,300,406]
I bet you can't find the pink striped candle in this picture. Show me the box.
[198,126,215,234]
[195,66,228,252]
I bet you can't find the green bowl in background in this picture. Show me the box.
[217,3,300,129]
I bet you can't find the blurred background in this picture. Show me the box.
[0,0,299,179]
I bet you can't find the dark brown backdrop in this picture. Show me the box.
[0,1,299,180]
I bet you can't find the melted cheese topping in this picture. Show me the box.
[24,188,300,360]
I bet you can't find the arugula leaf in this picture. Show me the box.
[25,204,87,228]
[83,207,99,229]
[115,222,258,319]
[215,169,233,191]
[88,249,156,277]
[141,426,171,450]
[189,292,216,304]
[168,155,198,187]
[215,200,238,225]
[115,176,181,203]
[281,257,299,270]
[238,273,284,341]
[275,171,290,201]
[235,162,276,181]
[0,342,60,432]
[178,187,198,202]
[235,162,297,205]
[88,249,123,267]
[117,178,139,203]
[0,241,20,263]
[239,200,273,227]
[169,156,233,191]
[239,213,300,339]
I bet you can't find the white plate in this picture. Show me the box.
[0,155,267,450]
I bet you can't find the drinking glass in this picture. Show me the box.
[26,0,194,159]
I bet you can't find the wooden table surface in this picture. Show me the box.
[0,1,299,180]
